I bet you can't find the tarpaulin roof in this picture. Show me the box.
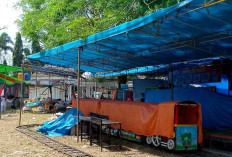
[0,74,30,85]
[0,64,21,73]
[27,0,232,75]
[29,65,77,77]
[97,57,223,77]
[0,78,14,85]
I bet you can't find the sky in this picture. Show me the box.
[0,0,21,41]
[0,0,21,65]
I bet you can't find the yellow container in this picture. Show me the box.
[18,73,25,80]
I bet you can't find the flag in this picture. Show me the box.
[0,84,5,97]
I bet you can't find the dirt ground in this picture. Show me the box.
[0,110,222,157]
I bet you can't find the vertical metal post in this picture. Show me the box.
[170,64,174,101]
[76,47,81,142]
[19,61,24,126]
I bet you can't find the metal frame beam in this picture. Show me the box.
[138,26,223,57]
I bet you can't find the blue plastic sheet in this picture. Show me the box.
[145,87,232,130]
[27,0,232,74]
[37,108,83,136]
[133,79,168,100]
[27,102,42,107]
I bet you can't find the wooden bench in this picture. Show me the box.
[206,133,232,148]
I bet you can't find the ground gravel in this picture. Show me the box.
[0,110,222,157]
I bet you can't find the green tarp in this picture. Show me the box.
[0,74,30,85]
[0,64,21,73]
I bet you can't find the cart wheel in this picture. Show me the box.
[146,136,152,145]
[167,139,175,150]
[151,135,161,147]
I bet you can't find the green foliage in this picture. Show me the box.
[88,77,96,82]
[24,48,31,56]
[127,76,132,82]
[3,59,7,65]
[97,77,105,83]
[16,0,181,50]
[0,32,13,54]
[32,37,41,54]
[13,32,24,67]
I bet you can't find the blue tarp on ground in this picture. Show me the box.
[37,108,83,136]
[145,87,232,130]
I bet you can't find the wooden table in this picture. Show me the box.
[79,115,122,151]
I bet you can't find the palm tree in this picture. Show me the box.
[0,32,13,54]
[0,32,13,64]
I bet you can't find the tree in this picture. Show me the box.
[16,0,181,50]
[0,32,13,54]
[24,48,31,56]
[13,32,24,67]
[31,37,41,54]
[3,59,7,65]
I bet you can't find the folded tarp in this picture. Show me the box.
[145,87,232,130]
[36,108,83,136]
[73,99,203,144]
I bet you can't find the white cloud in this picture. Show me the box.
[0,0,22,41]
[0,0,22,65]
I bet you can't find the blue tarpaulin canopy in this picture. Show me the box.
[27,0,232,75]
[29,65,77,77]
[97,57,223,77]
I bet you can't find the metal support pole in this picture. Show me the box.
[19,62,24,126]
[76,47,81,142]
